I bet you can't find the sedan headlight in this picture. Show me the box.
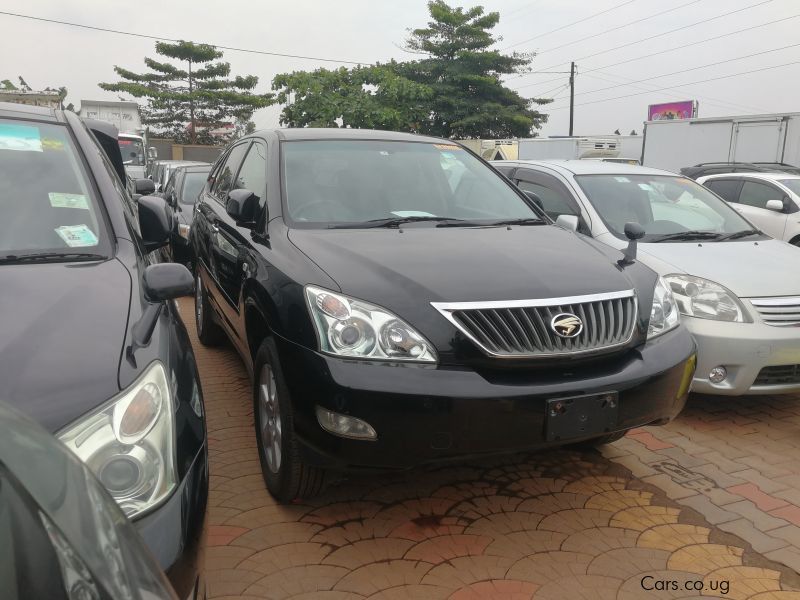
[305,285,437,362]
[59,361,176,518]
[665,274,749,323]
[648,277,680,339]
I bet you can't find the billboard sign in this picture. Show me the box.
[648,100,698,121]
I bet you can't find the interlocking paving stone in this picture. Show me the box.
[175,299,800,599]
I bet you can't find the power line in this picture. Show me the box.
[505,1,543,18]
[0,10,367,65]
[513,12,800,92]
[513,0,777,80]
[544,60,800,111]
[502,0,638,50]
[537,0,703,55]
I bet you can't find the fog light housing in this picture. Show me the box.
[709,366,727,384]
[316,407,377,440]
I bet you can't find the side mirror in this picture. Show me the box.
[766,199,785,212]
[134,178,155,195]
[620,222,645,265]
[555,214,579,232]
[142,263,194,302]
[138,195,172,251]
[226,188,261,226]
[523,190,544,211]
[147,146,158,159]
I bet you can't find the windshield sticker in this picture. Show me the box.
[434,144,461,150]
[391,210,437,217]
[638,183,653,190]
[0,123,42,152]
[614,176,630,183]
[55,225,98,247]
[49,193,90,210]
[41,138,65,151]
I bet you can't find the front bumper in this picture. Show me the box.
[133,444,208,600]
[276,326,696,470]
[685,316,800,395]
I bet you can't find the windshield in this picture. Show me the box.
[778,179,800,196]
[118,138,144,166]
[574,174,754,241]
[181,171,208,204]
[0,119,108,258]
[282,140,537,227]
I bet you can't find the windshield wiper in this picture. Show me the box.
[328,216,465,229]
[649,231,723,243]
[485,217,545,226]
[0,252,107,264]
[716,229,761,241]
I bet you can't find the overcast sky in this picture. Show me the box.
[2,0,798,137]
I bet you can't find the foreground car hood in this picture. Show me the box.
[635,239,800,298]
[0,260,131,432]
[289,225,641,304]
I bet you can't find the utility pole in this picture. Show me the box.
[569,61,576,137]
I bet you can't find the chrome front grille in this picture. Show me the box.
[749,296,800,327]
[432,290,638,358]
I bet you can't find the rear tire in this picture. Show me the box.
[195,271,225,346]
[253,338,327,502]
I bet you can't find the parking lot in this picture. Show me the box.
[175,300,800,599]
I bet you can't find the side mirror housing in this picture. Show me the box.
[620,221,645,265]
[522,190,544,211]
[142,263,194,302]
[138,196,172,251]
[147,146,158,160]
[226,188,261,226]
[555,214,579,232]
[134,178,155,195]
[766,199,785,212]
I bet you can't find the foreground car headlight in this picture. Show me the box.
[59,361,176,518]
[305,285,437,362]
[648,277,680,339]
[665,274,749,323]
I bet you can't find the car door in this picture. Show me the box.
[514,168,592,234]
[734,179,789,239]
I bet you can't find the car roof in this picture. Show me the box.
[493,159,676,177]
[175,164,211,173]
[0,101,61,123]
[267,127,449,144]
[700,171,800,182]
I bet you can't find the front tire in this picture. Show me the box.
[195,271,225,346]
[254,338,327,502]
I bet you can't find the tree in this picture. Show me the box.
[271,1,548,138]
[100,41,273,144]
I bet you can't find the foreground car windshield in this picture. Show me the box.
[282,140,537,226]
[181,171,208,204]
[574,174,753,241]
[0,119,108,258]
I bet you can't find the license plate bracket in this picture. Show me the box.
[545,392,619,442]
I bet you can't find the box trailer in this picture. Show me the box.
[518,135,642,161]
[641,112,800,173]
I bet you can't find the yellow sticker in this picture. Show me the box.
[434,144,462,150]
[41,138,65,151]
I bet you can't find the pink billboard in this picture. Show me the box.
[647,100,697,121]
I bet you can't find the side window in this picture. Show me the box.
[233,142,268,208]
[704,179,742,203]
[163,171,177,197]
[212,143,250,202]
[739,181,782,209]
[493,166,515,178]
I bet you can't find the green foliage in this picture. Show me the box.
[100,41,273,144]
[273,1,548,138]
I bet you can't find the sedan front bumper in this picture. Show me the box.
[276,326,696,470]
[686,315,800,395]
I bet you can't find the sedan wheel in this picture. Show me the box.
[195,271,224,346]
[258,364,282,474]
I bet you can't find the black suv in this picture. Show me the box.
[0,102,207,599]
[191,128,696,501]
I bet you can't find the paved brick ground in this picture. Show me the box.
[177,300,800,599]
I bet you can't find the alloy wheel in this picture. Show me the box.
[258,364,282,474]
[195,274,203,328]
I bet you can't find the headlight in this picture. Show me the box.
[664,274,749,323]
[305,286,437,363]
[58,361,176,518]
[648,277,680,339]
[178,223,190,239]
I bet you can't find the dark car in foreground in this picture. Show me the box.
[190,128,697,501]
[0,401,177,600]
[0,102,207,599]
[159,163,212,266]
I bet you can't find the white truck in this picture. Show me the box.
[641,112,800,173]
[517,135,643,162]
[79,100,154,179]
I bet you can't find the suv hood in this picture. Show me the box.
[289,225,643,304]
[636,239,799,298]
[0,260,131,432]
